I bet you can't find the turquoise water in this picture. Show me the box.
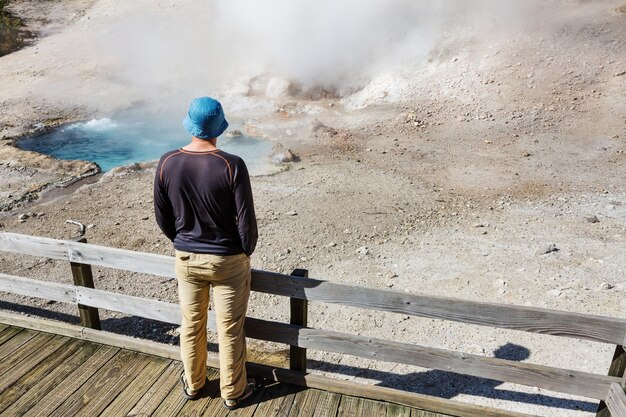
[18,113,274,174]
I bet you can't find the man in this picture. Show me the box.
[154,96,260,409]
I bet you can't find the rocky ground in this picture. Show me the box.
[0,1,625,416]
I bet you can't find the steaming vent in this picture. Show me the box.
[247,74,346,101]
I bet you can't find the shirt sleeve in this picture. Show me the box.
[153,158,177,242]
[232,158,258,256]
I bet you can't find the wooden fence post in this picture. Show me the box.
[597,345,626,417]
[70,237,101,330]
[290,268,308,372]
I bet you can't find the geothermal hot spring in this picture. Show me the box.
[17,111,276,174]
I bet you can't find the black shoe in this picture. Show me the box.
[223,378,264,410]
[180,372,209,401]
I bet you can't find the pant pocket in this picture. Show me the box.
[175,251,191,278]
[177,251,191,261]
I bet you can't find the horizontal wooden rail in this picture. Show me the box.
[0,232,173,276]
[0,273,185,327]
[246,320,621,400]
[0,272,620,400]
[251,271,626,346]
[1,232,625,346]
[607,383,626,417]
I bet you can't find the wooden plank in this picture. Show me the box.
[247,364,538,417]
[99,357,171,416]
[0,280,261,356]
[0,337,83,414]
[79,288,219,337]
[200,392,231,417]
[290,268,309,372]
[0,335,70,393]
[67,241,174,279]
[81,326,185,360]
[300,389,338,417]
[251,271,626,346]
[0,273,76,304]
[0,232,70,261]
[361,398,388,417]
[2,339,101,416]
[0,232,174,277]
[72,352,155,417]
[21,344,119,417]
[597,345,626,417]
[0,325,24,346]
[315,391,341,417]
[0,312,84,339]
[125,361,182,417]
[606,383,626,417]
[412,411,439,417]
[3,232,625,345]
[0,274,182,324]
[252,383,301,417]
[338,395,365,417]
[287,389,313,417]
[70,236,101,330]
[151,367,190,417]
[46,349,143,417]
[387,403,411,417]
[75,286,182,324]
[244,319,620,401]
[0,323,8,332]
[0,310,187,365]
[152,378,223,417]
[0,332,55,377]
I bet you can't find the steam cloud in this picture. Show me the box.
[40,0,555,110]
[211,0,550,92]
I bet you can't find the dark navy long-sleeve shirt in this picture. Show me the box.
[154,148,258,256]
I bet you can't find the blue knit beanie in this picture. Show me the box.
[183,97,229,139]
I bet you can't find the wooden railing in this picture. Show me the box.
[0,232,624,417]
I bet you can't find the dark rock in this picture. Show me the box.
[225,129,243,138]
[536,244,559,255]
[268,143,299,164]
[311,119,326,132]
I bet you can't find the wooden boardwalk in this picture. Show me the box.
[3,233,625,417]
[0,324,452,417]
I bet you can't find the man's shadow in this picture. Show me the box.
[411,342,533,398]
[311,342,596,413]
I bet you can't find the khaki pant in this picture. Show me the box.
[175,250,251,400]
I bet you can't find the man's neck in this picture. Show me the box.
[183,136,218,151]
